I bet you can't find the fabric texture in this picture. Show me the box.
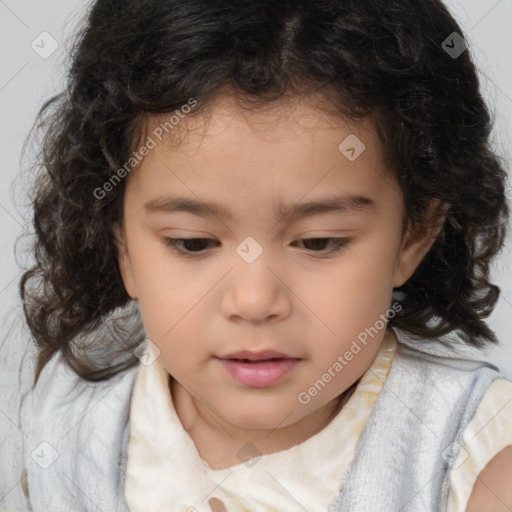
[1,314,509,512]
[124,331,396,512]
[327,328,500,511]
[17,352,136,512]
[447,378,512,512]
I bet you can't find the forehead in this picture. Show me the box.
[126,92,402,217]
[135,91,378,152]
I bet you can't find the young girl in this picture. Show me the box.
[1,0,511,510]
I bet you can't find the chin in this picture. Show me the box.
[221,402,297,430]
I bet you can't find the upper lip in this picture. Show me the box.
[217,350,295,361]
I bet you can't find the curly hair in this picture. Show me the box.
[19,0,510,387]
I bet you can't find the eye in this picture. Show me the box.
[162,236,351,259]
[292,237,350,256]
[162,237,218,258]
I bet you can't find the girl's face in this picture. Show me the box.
[115,93,439,432]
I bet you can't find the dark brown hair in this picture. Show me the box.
[19,0,510,387]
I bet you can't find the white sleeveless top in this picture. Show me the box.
[124,333,512,512]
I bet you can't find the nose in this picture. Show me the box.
[220,255,292,325]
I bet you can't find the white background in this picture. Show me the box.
[0,0,511,375]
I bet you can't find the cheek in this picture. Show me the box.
[136,280,208,344]
[300,247,397,335]
[127,243,208,340]
[129,225,398,360]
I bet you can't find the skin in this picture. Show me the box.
[113,92,446,471]
[466,446,512,511]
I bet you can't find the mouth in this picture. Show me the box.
[218,349,293,361]
[215,354,301,388]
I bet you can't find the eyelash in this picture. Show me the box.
[162,237,351,259]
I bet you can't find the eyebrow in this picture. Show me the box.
[143,194,376,221]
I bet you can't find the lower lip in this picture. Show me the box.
[217,358,300,388]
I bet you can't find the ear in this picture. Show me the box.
[112,222,138,299]
[393,199,450,288]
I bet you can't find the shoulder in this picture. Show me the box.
[448,377,512,512]
[19,351,140,506]
[21,349,139,443]
[466,445,512,512]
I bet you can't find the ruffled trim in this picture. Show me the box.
[125,332,397,512]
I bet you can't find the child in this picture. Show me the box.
[1,0,511,510]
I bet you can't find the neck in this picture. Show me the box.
[168,372,359,470]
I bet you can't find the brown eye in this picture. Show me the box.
[293,238,350,256]
[162,237,218,257]
[300,238,331,251]
[162,237,351,259]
